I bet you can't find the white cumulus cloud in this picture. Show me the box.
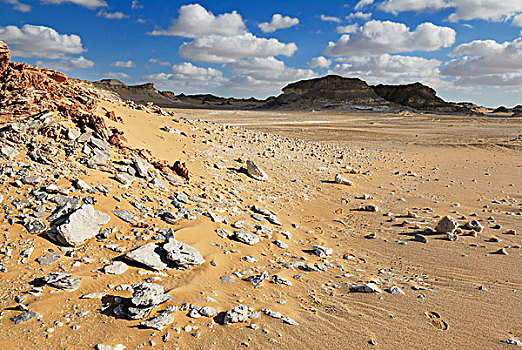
[378,0,522,22]
[70,55,94,68]
[346,12,372,20]
[513,14,522,27]
[323,20,455,56]
[41,0,107,9]
[148,58,170,66]
[228,56,316,91]
[144,62,227,93]
[131,0,142,10]
[443,38,522,86]
[179,33,297,63]
[355,0,374,10]
[258,14,299,33]
[3,0,31,12]
[112,60,135,68]
[447,0,521,22]
[97,10,129,20]
[328,54,446,87]
[320,15,342,23]
[36,55,94,71]
[337,24,359,34]
[99,72,130,79]
[0,24,85,59]
[309,56,331,68]
[148,3,246,37]
[379,0,449,15]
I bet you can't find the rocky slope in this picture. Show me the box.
[0,41,520,349]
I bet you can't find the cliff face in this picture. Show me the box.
[263,75,394,111]
[372,82,476,114]
[92,80,265,109]
[93,80,178,106]
[262,76,480,115]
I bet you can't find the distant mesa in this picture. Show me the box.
[511,105,522,117]
[91,74,484,115]
[372,82,476,115]
[260,75,480,115]
[92,79,264,110]
[492,106,509,113]
[262,75,392,112]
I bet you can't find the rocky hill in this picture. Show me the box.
[261,75,395,112]
[92,79,179,106]
[90,75,484,115]
[261,76,481,115]
[372,82,478,115]
[92,79,265,110]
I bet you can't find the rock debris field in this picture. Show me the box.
[0,41,521,349]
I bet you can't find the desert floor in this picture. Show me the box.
[0,103,520,350]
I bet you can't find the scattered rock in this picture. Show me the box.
[362,204,379,212]
[465,220,484,232]
[244,271,269,288]
[10,311,37,324]
[199,306,218,317]
[233,230,260,245]
[436,215,458,234]
[223,304,249,325]
[140,311,175,331]
[387,286,405,295]
[131,282,171,308]
[501,338,522,346]
[173,160,189,181]
[334,174,353,186]
[24,217,47,234]
[350,283,383,293]
[163,238,204,268]
[246,160,268,181]
[125,243,167,271]
[494,248,508,255]
[95,344,126,350]
[43,273,81,291]
[414,234,428,243]
[103,261,129,274]
[313,245,333,257]
[0,144,19,159]
[51,205,110,247]
[113,209,133,223]
[272,275,292,286]
[36,252,61,265]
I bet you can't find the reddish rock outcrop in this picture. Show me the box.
[173,161,189,181]
[0,41,9,75]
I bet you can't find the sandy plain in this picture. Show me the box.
[0,102,520,350]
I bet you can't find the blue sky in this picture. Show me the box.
[1,0,521,107]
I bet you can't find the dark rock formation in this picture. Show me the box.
[262,75,394,111]
[372,82,477,115]
[93,80,265,109]
[93,79,178,106]
[492,106,510,113]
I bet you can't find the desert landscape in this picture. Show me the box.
[0,1,522,349]
[0,38,520,350]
